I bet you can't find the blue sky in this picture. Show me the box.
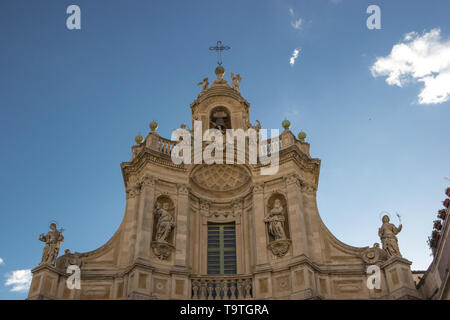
[1,0,449,299]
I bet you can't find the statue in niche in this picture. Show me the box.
[154,202,175,243]
[378,215,402,257]
[230,72,242,92]
[197,77,209,93]
[39,223,64,265]
[265,199,287,240]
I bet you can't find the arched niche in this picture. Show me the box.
[265,194,291,257]
[151,195,176,260]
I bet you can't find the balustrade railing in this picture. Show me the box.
[190,276,253,300]
[146,130,301,159]
[156,136,176,156]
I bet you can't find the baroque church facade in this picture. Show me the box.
[27,65,422,300]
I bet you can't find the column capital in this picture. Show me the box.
[300,181,316,194]
[140,174,156,188]
[177,184,190,195]
[199,199,211,217]
[253,183,264,194]
[126,183,141,199]
[231,198,244,217]
[284,173,301,187]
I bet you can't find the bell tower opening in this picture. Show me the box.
[209,106,231,132]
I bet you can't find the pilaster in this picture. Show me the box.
[252,183,269,268]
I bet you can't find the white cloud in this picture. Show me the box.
[0,257,4,265]
[290,48,301,66]
[291,18,303,30]
[371,28,450,104]
[5,269,32,292]
[289,9,303,30]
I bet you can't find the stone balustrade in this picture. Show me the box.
[155,136,177,156]
[140,129,309,160]
[190,275,253,300]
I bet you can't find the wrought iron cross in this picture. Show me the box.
[209,41,231,66]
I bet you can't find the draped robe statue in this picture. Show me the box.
[265,199,287,240]
[39,223,64,265]
[154,202,175,243]
[378,215,402,257]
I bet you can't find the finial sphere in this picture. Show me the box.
[215,65,225,75]
[135,134,143,144]
[297,131,307,142]
[149,121,158,133]
[282,119,291,130]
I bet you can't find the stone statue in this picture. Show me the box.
[265,199,287,240]
[378,215,402,257]
[230,72,242,92]
[39,223,64,265]
[154,202,175,243]
[197,77,209,93]
[248,120,261,133]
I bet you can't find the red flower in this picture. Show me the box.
[444,198,450,208]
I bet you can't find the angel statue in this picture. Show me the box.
[264,199,287,240]
[39,223,65,265]
[378,215,402,257]
[154,202,175,243]
[248,119,261,133]
[230,72,242,92]
[197,77,209,93]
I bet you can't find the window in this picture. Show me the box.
[207,223,237,274]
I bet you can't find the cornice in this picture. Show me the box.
[121,148,187,186]
[190,86,250,111]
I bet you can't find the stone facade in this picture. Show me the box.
[28,66,422,300]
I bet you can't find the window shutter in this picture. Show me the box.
[207,223,236,274]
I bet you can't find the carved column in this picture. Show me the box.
[174,184,190,268]
[252,183,269,267]
[285,174,309,257]
[134,175,156,261]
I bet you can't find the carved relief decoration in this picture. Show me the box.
[198,199,243,220]
[177,184,189,195]
[360,243,389,264]
[192,164,250,192]
[140,175,156,188]
[56,249,82,272]
[253,184,264,194]
[126,183,141,199]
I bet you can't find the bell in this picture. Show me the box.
[215,117,226,128]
